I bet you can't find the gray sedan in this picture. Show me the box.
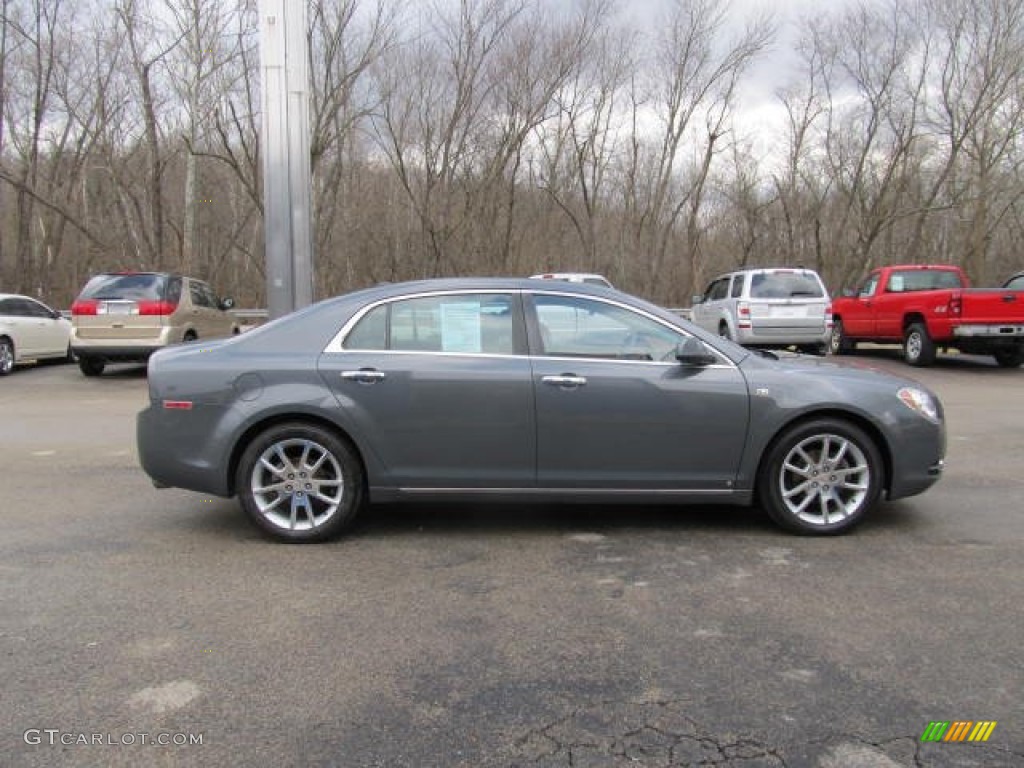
[137,279,946,542]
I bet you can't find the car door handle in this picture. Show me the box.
[341,369,387,384]
[542,374,587,389]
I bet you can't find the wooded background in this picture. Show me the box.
[2,0,1023,308]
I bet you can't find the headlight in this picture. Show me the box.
[898,387,941,423]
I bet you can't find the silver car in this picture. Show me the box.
[691,268,832,354]
[137,278,945,542]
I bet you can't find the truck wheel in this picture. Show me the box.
[829,319,854,355]
[903,323,936,367]
[994,348,1024,368]
[79,357,105,376]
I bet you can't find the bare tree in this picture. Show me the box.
[622,0,774,301]
[923,0,1024,284]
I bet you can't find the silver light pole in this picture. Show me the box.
[259,0,314,319]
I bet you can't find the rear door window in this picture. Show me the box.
[344,294,520,355]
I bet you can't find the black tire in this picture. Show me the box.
[718,322,732,341]
[993,348,1024,368]
[65,344,77,364]
[0,337,14,375]
[829,319,853,355]
[903,322,936,367]
[758,418,885,535]
[183,330,198,342]
[235,422,364,543]
[78,357,105,377]
[800,343,828,356]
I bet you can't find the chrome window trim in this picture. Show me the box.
[323,287,738,369]
[396,487,736,496]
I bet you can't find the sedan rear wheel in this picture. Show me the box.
[236,422,364,542]
[759,419,884,535]
[0,338,14,375]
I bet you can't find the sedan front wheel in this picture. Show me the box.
[759,419,884,535]
[236,422,364,542]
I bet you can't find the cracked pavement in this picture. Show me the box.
[2,352,1022,767]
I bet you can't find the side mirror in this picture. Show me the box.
[675,336,717,366]
[691,294,704,305]
[219,297,236,311]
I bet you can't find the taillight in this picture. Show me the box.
[137,300,177,316]
[737,302,751,328]
[825,303,833,328]
[949,291,962,316]
[71,299,99,315]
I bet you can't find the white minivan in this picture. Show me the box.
[691,268,832,354]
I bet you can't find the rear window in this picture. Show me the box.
[887,269,964,292]
[78,273,178,302]
[749,272,825,299]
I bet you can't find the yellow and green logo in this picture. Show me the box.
[921,721,997,742]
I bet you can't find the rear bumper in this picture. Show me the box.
[736,327,831,346]
[952,324,1024,338]
[71,327,179,361]
[72,344,163,362]
[137,402,234,496]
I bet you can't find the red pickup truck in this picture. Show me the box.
[829,264,1024,367]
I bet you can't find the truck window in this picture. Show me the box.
[889,269,964,292]
[858,275,879,298]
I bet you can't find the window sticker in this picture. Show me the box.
[440,301,483,353]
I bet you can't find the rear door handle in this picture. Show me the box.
[341,369,387,384]
[542,374,587,389]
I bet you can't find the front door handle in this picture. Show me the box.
[341,369,387,384]
[542,374,587,389]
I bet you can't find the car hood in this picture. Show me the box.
[740,350,929,390]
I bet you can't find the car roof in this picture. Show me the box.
[529,272,609,280]
[0,293,46,301]
[724,267,822,276]
[321,277,616,306]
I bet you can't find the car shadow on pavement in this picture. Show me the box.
[355,502,780,539]
[171,497,930,544]
[835,346,1019,371]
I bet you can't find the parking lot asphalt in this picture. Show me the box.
[1,349,1022,768]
